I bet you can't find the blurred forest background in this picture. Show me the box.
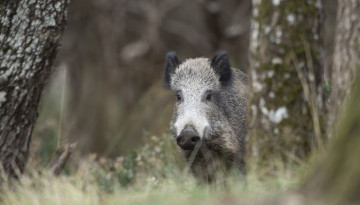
[33,0,340,163]
[1,0,360,204]
[34,0,253,158]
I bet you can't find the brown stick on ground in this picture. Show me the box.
[49,143,76,176]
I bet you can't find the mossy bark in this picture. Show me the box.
[303,70,360,204]
[327,0,360,137]
[249,0,326,164]
[302,1,360,204]
[303,53,360,205]
[0,0,69,181]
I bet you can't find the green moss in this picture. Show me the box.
[250,0,326,164]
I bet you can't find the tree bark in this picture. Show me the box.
[327,0,360,137]
[302,1,360,204]
[248,0,326,164]
[0,0,69,181]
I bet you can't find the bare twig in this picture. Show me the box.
[49,143,76,176]
[303,40,323,149]
[290,51,324,151]
[183,141,202,175]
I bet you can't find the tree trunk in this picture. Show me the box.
[248,0,326,164]
[302,0,360,204]
[304,71,360,204]
[327,0,360,137]
[0,0,69,181]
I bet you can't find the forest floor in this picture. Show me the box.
[0,135,307,205]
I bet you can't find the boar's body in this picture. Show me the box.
[163,51,247,182]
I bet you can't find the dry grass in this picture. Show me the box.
[1,135,303,205]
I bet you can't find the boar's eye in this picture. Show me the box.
[206,93,212,101]
[176,94,182,101]
[205,90,212,101]
[175,91,182,102]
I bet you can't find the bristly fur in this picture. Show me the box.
[171,58,220,92]
[163,51,180,89]
[163,51,248,183]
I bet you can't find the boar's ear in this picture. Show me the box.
[163,51,181,89]
[210,50,232,86]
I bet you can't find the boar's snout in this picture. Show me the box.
[177,125,200,150]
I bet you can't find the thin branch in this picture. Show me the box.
[290,51,324,151]
[183,141,202,175]
[49,143,76,176]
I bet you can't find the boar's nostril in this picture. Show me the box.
[176,127,201,150]
[177,135,200,150]
[191,136,200,143]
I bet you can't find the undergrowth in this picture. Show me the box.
[0,135,304,205]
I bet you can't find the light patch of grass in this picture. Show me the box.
[1,162,301,205]
[1,135,303,205]
[1,174,100,205]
